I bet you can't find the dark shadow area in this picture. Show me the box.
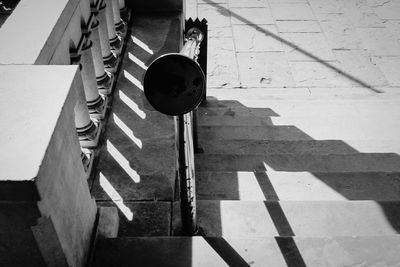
[202,0,383,93]
[0,203,46,267]
[194,96,400,266]
[203,237,251,267]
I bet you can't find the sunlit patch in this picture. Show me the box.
[123,70,144,91]
[119,90,146,119]
[99,172,133,221]
[107,140,141,183]
[131,35,154,55]
[236,172,266,200]
[263,161,275,172]
[128,52,148,70]
[113,113,143,149]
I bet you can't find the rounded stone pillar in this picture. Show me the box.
[74,98,101,148]
[80,38,107,119]
[118,0,128,21]
[90,18,113,95]
[105,0,122,55]
[112,0,126,37]
[97,1,118,73]
[118,0,125,10]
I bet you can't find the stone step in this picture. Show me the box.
[172,200,400,237]
[91,137,175,201]
[198,139,400,154]
[199,99,400,117]
[205,88,400,101]
[96,201,172,237]
[92,236,400,267]
[197,113,400,130]
[195,153,400,172]
[196,171,400,201]
[198,124,400,141]
[92,137,175,201]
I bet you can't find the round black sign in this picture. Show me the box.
[144,53,206,116]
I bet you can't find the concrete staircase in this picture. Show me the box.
[92,86,400,266]
[90,0,400,265]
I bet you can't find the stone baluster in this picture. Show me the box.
[95,0,118,73]
[89,17,113,95]
[119,0,126,11]
[73,89,101,148]
[118,0,128,21]
[104,0,122,55]
[80,37,107,119]
[112,0,126,38]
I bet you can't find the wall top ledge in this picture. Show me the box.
[0,65,79,182]
[0,0,79,65]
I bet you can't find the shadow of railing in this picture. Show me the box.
[195,96,400,266]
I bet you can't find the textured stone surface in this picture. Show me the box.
[207,37,240,87]
[0,203,45,267]
[333,50,388,87]
[357,27,400,56]
[232,24,284,52]
[97,207,119,239]
[372,56,400,86]
[92,13,180,203]
[196,171,400,201]
[228,0,267,7]
[195,153,400,172]
[270,3,315,20]
[288,61,356,87]
[237,52,295,88]
[282,32,336,61]
[92,236,400,267]
[276,20,321,33]
[173,200,400,237]
[230,7,274,24]
[97,201,171,237]
[319,14,362,50]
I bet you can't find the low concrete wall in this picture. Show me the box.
[0,65,97,266]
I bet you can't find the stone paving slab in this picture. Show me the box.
[207,37,240,87]
[269,3,316,21]
[230,7,274,24]
[372,0,400,19]
[93,236,400,267]
[97,201,171,236]
[228,0,268,8]
[237,52,295,87]
[276,20,321,33]
[372,56,400,86]
[288,61,356,88]
[357,27,400,56]
[281,32,336,61]
[173,200,400,237]
[333,50,388,87]
[232,24,284,52]
[196,171,400,201]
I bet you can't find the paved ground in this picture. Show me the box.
[186,0,400,91]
